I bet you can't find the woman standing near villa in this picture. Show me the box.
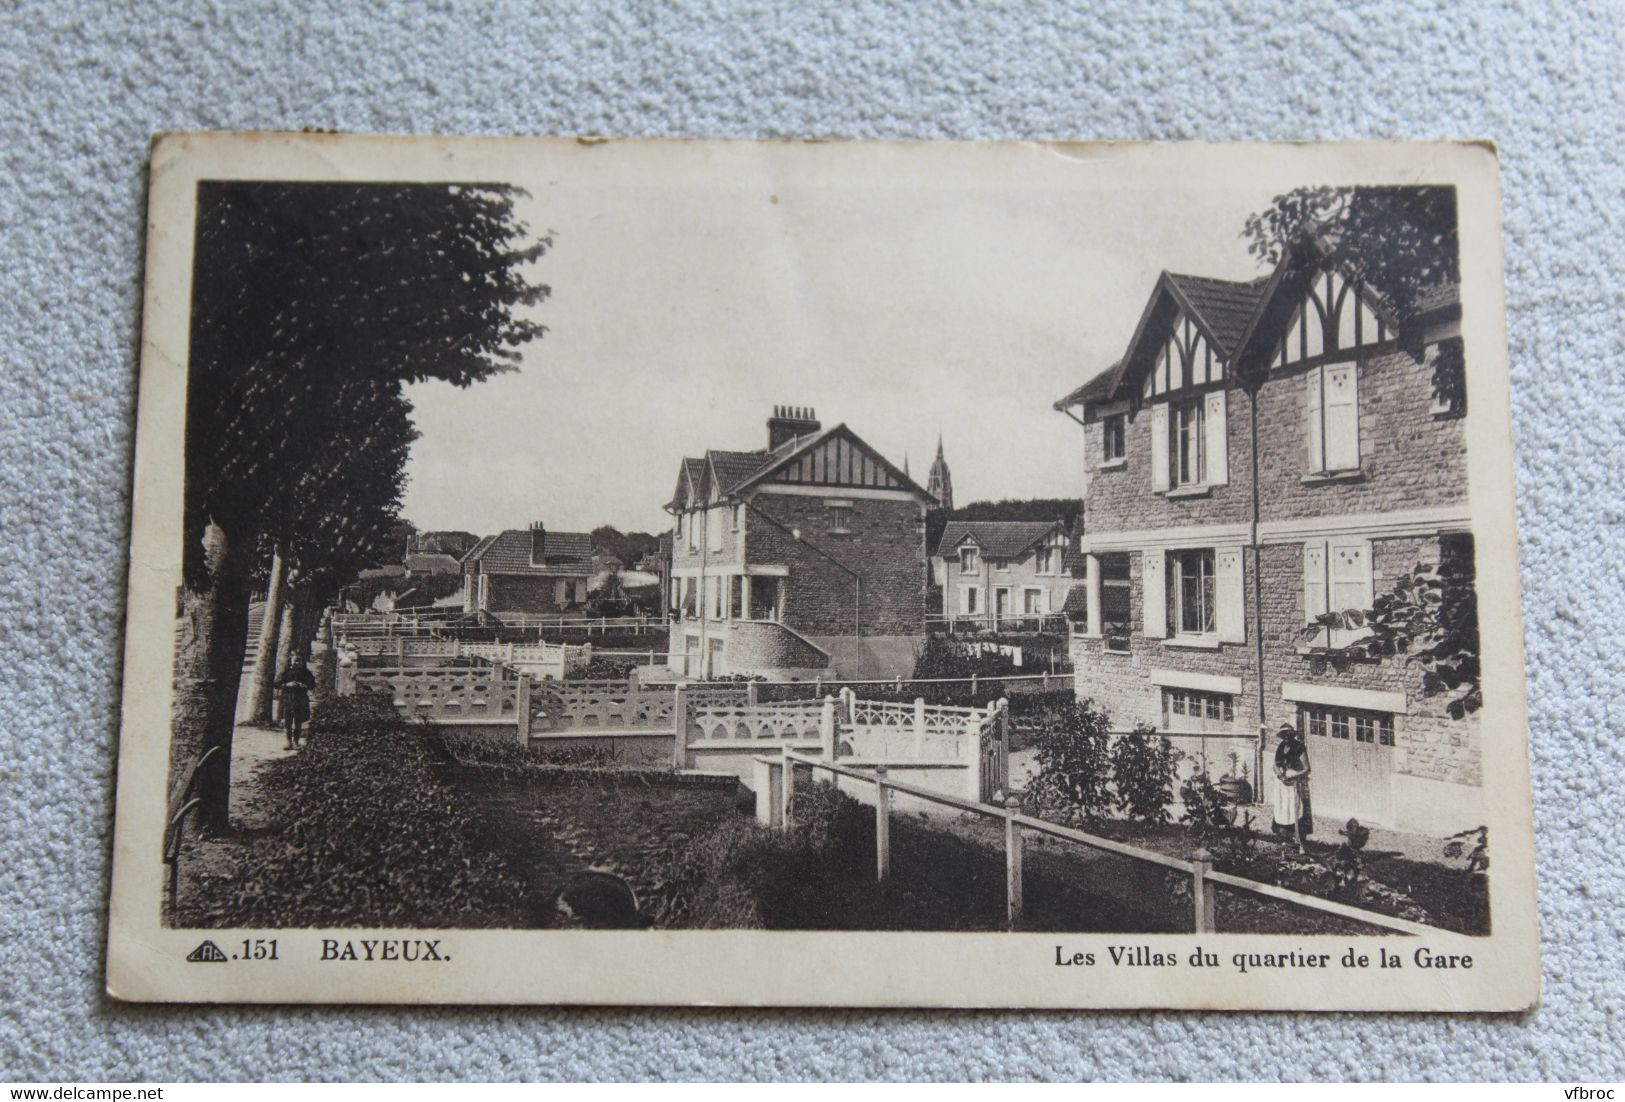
[1272,722,1313,853]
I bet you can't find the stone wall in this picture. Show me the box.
[1068,545,1264,738]
[1082,379,1256,532]
[1254,348,1469,518]
[486,573,571,614]
[1069,535,1485,832]
[1255,537,1482,790]
[726,619,830,674]
[746,490,927,637]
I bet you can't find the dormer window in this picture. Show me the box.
[959,545,979,574]
[1035,546,1055,575]
[1170,397,1206,488]
[1144,312,1229,495]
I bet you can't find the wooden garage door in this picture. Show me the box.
[1299,705,1395,826]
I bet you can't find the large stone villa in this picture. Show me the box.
[665,406,936,680]
[1053,239,1477,835]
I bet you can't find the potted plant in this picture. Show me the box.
[1215,752,1254,805]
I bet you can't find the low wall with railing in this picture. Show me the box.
[343,665,521,721]
[341,637,591,680]
[679,692,1009,805]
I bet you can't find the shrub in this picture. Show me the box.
[1108,725,1180,824]
[1027,698,1113,822]
[649,780,1013,930]
[567,655,641,681]
[307,691,405,740]
[438,731,620,770]
[912,637,1019,681]
[1178,773,1234,842]
[181,719,528,928]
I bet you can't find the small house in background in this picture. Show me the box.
[929,520,1079,627]
[461,523,596,617]
[403,551,462,577]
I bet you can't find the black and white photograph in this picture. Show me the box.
[108,135,1536,1009]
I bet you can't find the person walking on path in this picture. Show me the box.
[275,658,317,750]
[1272,722,1313,853]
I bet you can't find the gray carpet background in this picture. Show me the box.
[2,0,1621,1082]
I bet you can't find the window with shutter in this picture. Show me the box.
[1328,539,1374,646]
[1170,549,1217,637]
[1150,404,1170,491]
[1141,550,1166,639]
[1214,547,1245,642]
[1204,389,1228,485]
[1302,541,1329,646]
[1307,363,1362,473]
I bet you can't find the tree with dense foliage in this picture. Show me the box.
[589,525,662,569]
[174,181,549,832]
[1241,185,1459,318]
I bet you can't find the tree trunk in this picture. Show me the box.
[269,589,299,724]
[169,520,254,836]
[245,545,287,725]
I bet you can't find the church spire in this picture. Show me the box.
[927,433,953,511]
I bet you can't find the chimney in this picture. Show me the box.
[767,404,821,450]
[530,521,546,565]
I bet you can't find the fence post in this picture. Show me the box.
[672,684,689,770]
[337,662,356,696]
[747,680,758,707]
[754,757,781,826]
[964,711,985,801]
[515,674,532,748]
[874,765,891,882]
[1004,794,1024,929]
[1191,847,1216,934]
[814,678,822,699]
[507,641,516,663]
[820,695,837,761]
[780,749,796,829]
[971,673,978,698]
[454,638,463,659]
[913,697,927,757]
[396,636,407,664]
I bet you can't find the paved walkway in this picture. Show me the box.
[228,721,294,830]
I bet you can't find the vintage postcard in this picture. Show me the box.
[107,134,1539,1009]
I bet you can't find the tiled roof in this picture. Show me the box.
[1165,272,1272,356]
[404,552,461,575]
[460,534,497,566]
[673,423,930,506]
[466,529,594,575]
[708,449,769,492]
[932,520,1064,559]
[1061,584,1089,615]
[1410,280,1460,314]
[1053,360,1120,411]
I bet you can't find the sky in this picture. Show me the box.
[399,142,1285,537]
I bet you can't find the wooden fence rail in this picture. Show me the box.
[764,751,1433,937]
